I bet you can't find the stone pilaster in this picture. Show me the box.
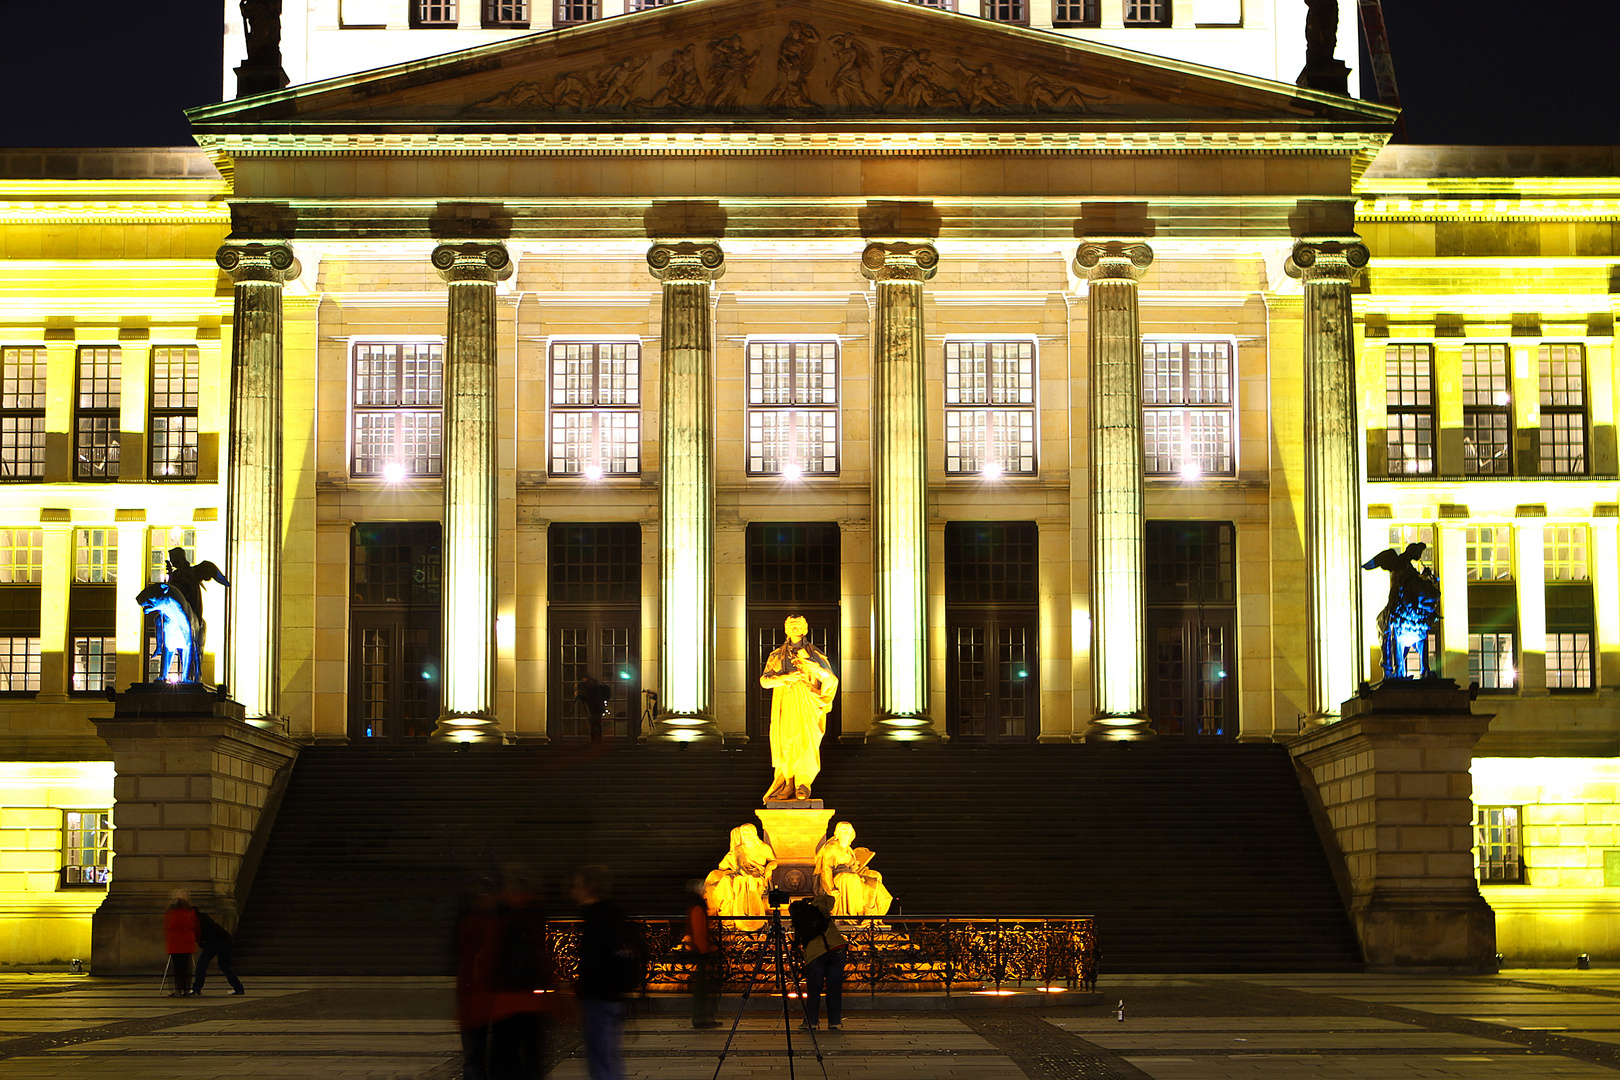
[861,241,941,743]
[1074,240,1156,742]
[647,241,725,746]
[1288,239,1370,724]
[430,241,512,743]
[216,242,298,727]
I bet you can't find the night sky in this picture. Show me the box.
[0,2,1618,148]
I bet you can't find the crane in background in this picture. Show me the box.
[1357,0,1407,140]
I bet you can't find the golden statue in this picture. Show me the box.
[702,824,778,931]
[814,821,894,918]
[760,615,838,803]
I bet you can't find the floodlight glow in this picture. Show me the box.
[983,462,1003,479]
[1180,461,1202,481]
[382,461,406,483]
[782,463,803,481]
[1495,391,1511,406]
[583,465,603,481]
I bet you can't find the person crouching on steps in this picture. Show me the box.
[191,907,245,996]
[164,890,198,997]
[789,892,845,1031]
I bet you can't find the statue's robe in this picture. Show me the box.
[761,640,837,799]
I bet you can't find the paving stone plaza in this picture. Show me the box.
[4,970,1620,1079]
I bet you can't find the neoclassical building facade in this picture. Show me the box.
[0,0,1615,966]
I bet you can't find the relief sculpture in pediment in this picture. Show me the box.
[463,22,1112,117]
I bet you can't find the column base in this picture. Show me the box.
[646,712,724,747]
[866,714,943,744]
[1081,714,1158,742]
[430,713,507,744]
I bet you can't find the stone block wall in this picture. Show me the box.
[0,761,114,967]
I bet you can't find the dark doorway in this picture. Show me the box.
[945,521,1039,742]
[548,523,640,740]
[348,523,441,743]
[746,522,841,742]
[1145,521,1238,738]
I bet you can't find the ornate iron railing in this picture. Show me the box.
[547,916,1097,994]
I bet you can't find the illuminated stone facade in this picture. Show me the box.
[0,0,1613,967]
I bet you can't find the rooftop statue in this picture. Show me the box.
[702,824,777,931]
[1363,542,1442,682]
[136,548,230,685]
[760,615,838,803]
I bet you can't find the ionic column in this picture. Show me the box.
[862,241,941,743]
[217,242,298,726]
[1287,239,1370,722]
[1074,239,1156,742]
[647,241,725,746]
[430,241,511,743]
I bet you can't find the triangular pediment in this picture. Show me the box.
[190,0,1394,131]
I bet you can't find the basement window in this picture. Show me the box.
[1475,806,1523,884]
[63,810,112,887]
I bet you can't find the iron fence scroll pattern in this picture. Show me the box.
[547,916,1097,994]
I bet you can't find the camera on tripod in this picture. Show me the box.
[766,886,793,908]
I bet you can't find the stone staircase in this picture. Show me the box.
[233,741,1363,975]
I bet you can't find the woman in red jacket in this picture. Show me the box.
[164,890,199,997]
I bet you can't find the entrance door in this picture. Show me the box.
[548,613,639,740]
[947,614,1037,741]
[348,522,441,743]
[1145,521,1237,738]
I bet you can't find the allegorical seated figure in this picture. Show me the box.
[1362,541,1443,682]
[760,615,839,803]
[814,821,894,919]
[703,824,778,932]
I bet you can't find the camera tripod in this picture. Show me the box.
[711,907,828,1080]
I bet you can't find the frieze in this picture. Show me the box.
[463,21,1113,119]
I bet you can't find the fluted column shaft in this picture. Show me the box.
[431,241,511,743]
[862,242,941,742]
[217,242,298,725]
[1290,239,1370,722]
[1075,240,1156,742]
[647,242,724,746]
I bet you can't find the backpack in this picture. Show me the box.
[607,917,650,996]
[788,898,830,949]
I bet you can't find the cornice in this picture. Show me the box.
[0,202,231,226]
[1357,196,1620,223]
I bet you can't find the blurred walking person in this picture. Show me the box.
[163,890,198,997]
[573,865,642,1080]
[456,867,558,1080]
[190,907,245,995]
[684,879,721,1028]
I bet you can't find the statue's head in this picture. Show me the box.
[834,821,855,844]
[784,615,808,640]
[168,546,190,567]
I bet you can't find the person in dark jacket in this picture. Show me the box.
[572,865,629,1080]
[684,879,720,1029]
[163,890,199,997]
[191,907,245,995]
[456,866,559,1080]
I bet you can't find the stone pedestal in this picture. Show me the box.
[1287,683,1496,971]
[757,806,835,896]
[90,688,299,975]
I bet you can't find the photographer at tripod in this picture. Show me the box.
[787,893,845,1032]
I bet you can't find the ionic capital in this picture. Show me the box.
[216,242,299,284]
[1072,240,1154,282]
[860,241,939,282]
[432,241,513,284]
[1286,238,1370,283]
[647,241,725,283]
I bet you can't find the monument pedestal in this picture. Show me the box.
[1288,682,1496,971]
[90,687,299,975]
[757,806,835,896]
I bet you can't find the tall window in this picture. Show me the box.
[1385,345,1434,476]
[549,342,641,477]
[483,0,528,25]
[944,340,1035,476]
[1124,0,1171,24]
[981,0,1026,22]
[1475,806,1522,883]
[148,346,199,480]
[0,346,46,480]
[945,522,1038,741]
[1461,344,1511,475]
[549,524,641,740]
[412,0,458,25]
[747,341,838,477]
[1053,0,1099,25]
[1539,344,1587,475]
[1545,525,1594,691]
[63,810,112,887]
[1389,525,1439,677]
[350,524,441,743]
[1467,525,1515,691]
[71,528,118,693]
[0,527,42,693]
[75,346,121,480]
[747,523,841,741]
[1146,521,1237,737]
[352,342,443,478]
[1143,340,1235,477]
[555,0,598,22]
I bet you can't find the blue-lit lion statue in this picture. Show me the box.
[135,548,230,685]
[1363,542,1442,682]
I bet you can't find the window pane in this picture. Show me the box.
[1124,0,1170,23]
[0,636,41,691]
[1544,526,1589,582]
[75,528,117,584]
[1546,632,1593,690]
[1475,806,1521,882]
[352,344,444,477]
[1143,341,1234,477]
[1468,632,1516,689]
[417,0,458,23]
[1539,413,1586,475]
[1465,526,1513,581]
[0,529,44,584]
[71,635,117,692]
